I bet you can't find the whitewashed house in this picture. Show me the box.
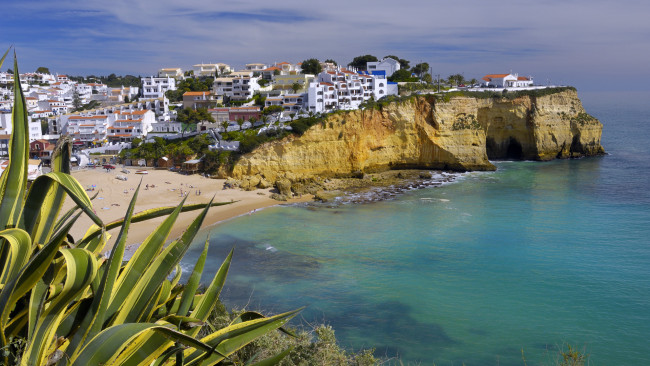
[482,73,534,88]
[213,71,261,102]
[193,63,232,77]
[107,110,155,143]
[64,115,110,146]
[245,63,267,72]
[158,68,184,79]
[265,93,307,113]
[366,57,401,77]
[141,76,176,99]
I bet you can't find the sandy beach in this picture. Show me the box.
[63,168,311,252]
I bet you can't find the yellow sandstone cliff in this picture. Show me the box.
[232,89,604,182]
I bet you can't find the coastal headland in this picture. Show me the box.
[231,89,604,189]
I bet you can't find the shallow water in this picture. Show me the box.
[181,91,650,365]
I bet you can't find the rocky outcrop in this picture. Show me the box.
[232,89,604,183]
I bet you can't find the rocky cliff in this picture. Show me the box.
[232,89,604,183]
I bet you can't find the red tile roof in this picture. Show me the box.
[183,91,211,96]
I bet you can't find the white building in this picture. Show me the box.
[65,115,110,146]
[366,57,401,78]
[245,63,267,72]
[38,100,68,115]
[107,110,155,143]
[213,71,261,101]
[264,93,306,113]
[1,110,44,141]
[141,76,177,99]
[108,86,139,103]
[482,73,534,88]
[158,68,184,79]
[193,63,232,77]
[306,68,396,113]
[151,121,183,134]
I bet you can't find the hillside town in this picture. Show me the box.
[0,55,543,173]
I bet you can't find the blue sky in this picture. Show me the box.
[2,0,649,91]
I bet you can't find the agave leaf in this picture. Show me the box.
[0,47,10,70]
[76,201,232,249]
[22,248,97,366]
[184,308,303,365]
[230,311,296,338]
[186,248,233,337]
[106,196,188,317]
[170,264,182,288]
[66,182,141,360]
[0,228,32,286]
[177,238,209,317]
[112,318,224,366]
[70,323,217,366]
[111,197,213,325]
[22,172,102,236]
[27,278,49,339]
[0,53,29,229]
[31,137,73,244]
[0,217,75,351]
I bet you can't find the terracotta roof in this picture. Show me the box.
[483,74,510,79]
[183,91,211,96]
[262,67,281,71]
[517,76,530,81]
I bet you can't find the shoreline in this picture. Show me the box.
[63,168,312,253]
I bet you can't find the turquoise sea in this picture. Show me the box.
[180,91,650,365]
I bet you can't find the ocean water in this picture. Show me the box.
[180,91,650,365]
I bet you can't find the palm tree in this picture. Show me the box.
[236,117,245,130]
[220,120,229,132]
[291,82,301,94]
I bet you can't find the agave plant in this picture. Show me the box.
[0,50,300,365]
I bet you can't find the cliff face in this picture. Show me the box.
[232,89,604,182]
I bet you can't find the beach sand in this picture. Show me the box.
[63,168,312,252]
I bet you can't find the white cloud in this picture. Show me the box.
[5,0,649,90]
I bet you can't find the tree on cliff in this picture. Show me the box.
[348,55,378,71]
[176,107,215,124]
[447,74,465,86]
[411,62,430,77]
[300,58,322,75]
